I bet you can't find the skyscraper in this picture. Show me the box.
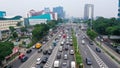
[53,6,65,19]
[44,7,50,13]
[118,0,120,18]
[0,11,6,18]
[84,4,94,20]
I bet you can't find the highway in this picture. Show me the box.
[51,27,75,68]
[74,23,119,68]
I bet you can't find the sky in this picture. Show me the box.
[0,0,118,18]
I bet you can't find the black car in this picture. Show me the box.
[43,50,48,55]
[38,49,43,53]
[86,57,92,65]
[48,49,52,55]
[42,57,48,63]
[96,48,101,52]
[4,65,12,68]
[116,46,120,54]
[65,45,68,50]
[57,54,61,59]
[89,41,93,45]
[21,56,28,62]
[26,49,32,54]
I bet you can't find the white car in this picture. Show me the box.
[70,50,74,55]
[32,45,35,49]
[36,57,41,65]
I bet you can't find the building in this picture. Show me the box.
[0,16,24,31]
[44,7,50,13]
[118,0,120,18]
[53,6,65,19]
[28,13,53,25]
[84,4,94,20]
[0,11,6,18]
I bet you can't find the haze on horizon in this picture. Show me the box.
[0,0,118,18]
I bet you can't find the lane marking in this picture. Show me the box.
[86,45,108,68]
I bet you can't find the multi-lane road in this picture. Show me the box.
[73,23,119,68]
[6,23,120,68]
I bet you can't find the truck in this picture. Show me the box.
[35,43,42,49]
[54,60,59,68]
[71,61,76,68]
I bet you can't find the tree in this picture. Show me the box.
[13,32,18,38]
[9,26,15,32]
[20,27,27,32]
[87,29,98,40]
[0,42,14,61]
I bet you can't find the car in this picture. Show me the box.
[38,49,43,53]
[39,66,43,68]
[4,65,12,68]
[43,50,48,55]
[59,46,62,52]
[57,54,61,59]
[41,57,48,63]
[64,54,68,60]
[54,60,60,68]
[26,49,32,54]
[86,57,92,65]
[82,40,85,45]
[32,46,35,49]
[70,50,74,55]
[96,47,101,52]
[65,45,68,50]
[36,57,41,65]
[48,49,52,55]
[21,56,28,62]
[69,42,73,46]
[116,46,120,54]
[62,62,68,68]
[89,41,93,45]
[61,41,64,45]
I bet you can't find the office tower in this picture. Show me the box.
[118,0,120,18]
[44,7,50,13]
[84,4,94,20]
[0,11,6,18]
[53,6,65,19]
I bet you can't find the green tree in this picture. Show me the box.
[87,29,98,40]
[9,26,15,32]
[13,32,18,38]
[20,27,27,32]
[0,42,14,61]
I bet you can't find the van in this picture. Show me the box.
[54,60,59,68]
[71,61,76,68]
[59,46,62,52]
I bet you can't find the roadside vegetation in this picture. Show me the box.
[72,29,83,68]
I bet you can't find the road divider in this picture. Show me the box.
[72,29,83,68]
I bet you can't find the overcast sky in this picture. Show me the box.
[0,0,118,18]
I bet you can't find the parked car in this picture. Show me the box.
[41,57,48,63]
[26,49,32,54]
[86,57,92,65]
[96,47,101,52]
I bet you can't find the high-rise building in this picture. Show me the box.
[53,6,65,19]
[84,4,94,20]
[118,0,120,18]
[44,7,50,13]
[0,11,6,18]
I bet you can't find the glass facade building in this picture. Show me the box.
[0,11,6,18]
